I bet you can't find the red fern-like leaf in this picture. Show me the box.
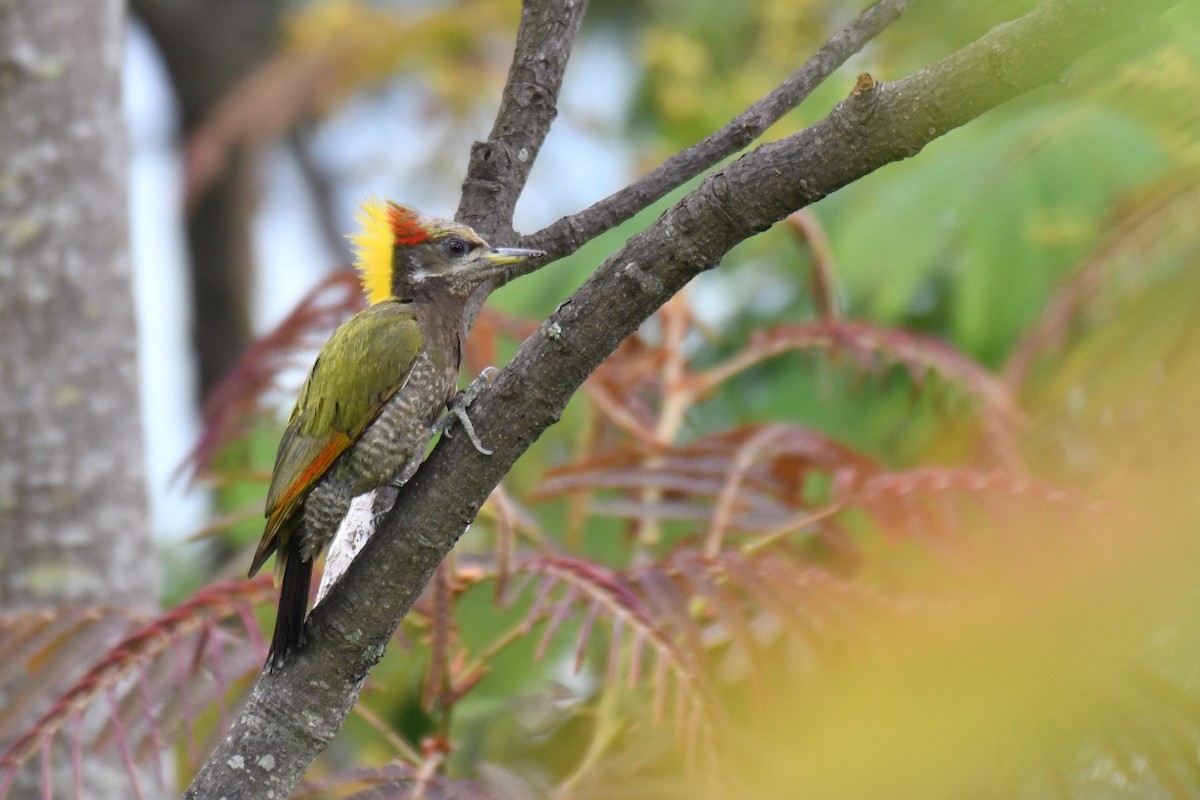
[0,578,276,798]
[463,307,538,376]
[841,466,1080,551]
[510,555,719,746]
[536,423,878,555]
[785,210,841,322]
[650,549,894,695]
[583,333,669,444]
[184,270,363,478]
[421,563,459,712]
[0,606,143,753]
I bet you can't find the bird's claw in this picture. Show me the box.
[435,367,499,455]
[445,402,492,455]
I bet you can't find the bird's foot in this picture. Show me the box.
[372,486,400,520]
[435,367,499,455]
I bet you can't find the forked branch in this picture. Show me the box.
[523,0,912,259]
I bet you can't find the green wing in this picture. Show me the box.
[249,302,422,575]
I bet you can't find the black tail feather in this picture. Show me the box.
[267,539,313,671]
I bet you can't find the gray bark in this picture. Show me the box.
[0,1,158,796]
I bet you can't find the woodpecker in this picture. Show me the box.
[248,200,543,669]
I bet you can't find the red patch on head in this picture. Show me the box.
[387,205,431,246]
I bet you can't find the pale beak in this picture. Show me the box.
[476,246,548,284]
[481,247,546,267]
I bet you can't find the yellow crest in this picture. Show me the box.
[348,198,395,305]
[348,199,431,305]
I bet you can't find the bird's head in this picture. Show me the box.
[350,199,545,304]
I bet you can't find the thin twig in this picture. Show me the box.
[522,0,912,258]
[350,704,423,763]
[787,210,840,321]
[704,424,786,558]
[634,295,694,559]
[410,747,444,800]
[742,504,846,556]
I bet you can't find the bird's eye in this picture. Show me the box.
[442,237,470,257]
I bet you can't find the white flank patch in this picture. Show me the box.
[315,491,378,605]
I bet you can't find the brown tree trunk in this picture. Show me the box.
[132,0,285,398]
[0,1,160,796]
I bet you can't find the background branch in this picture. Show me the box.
[456,0,590,242]
[184,0,1179,796]
[522,0,911,259]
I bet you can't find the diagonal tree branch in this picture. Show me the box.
[521,0,912,259]
[184,0,1179,797]
[456,0,590,242]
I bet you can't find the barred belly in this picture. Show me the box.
[299,352,457,560]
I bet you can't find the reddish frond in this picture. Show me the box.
[702,423,874,555]
[842,467,1083,552]
[463,307,538,375]
[468,484,548,605]
[509,554,727,778]
[669,558,765,691]
[421,564,459,712]
[688,320,1020,429]
[538,458,739,501]
[183,271,364,478]
[536,586,580,663]
[540,425,874,494]
[522,556,655,644]
[481,487,516,600]
[646,549,902,707]
[536,423,877,552]
[632,567,705,660]
[584,370,662,443]
[0,607,144,750]
[689,424,879,471]
[582,334,668,443]
[514,556,718,728]
[785,210,840,322]
[0,578,276,792]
